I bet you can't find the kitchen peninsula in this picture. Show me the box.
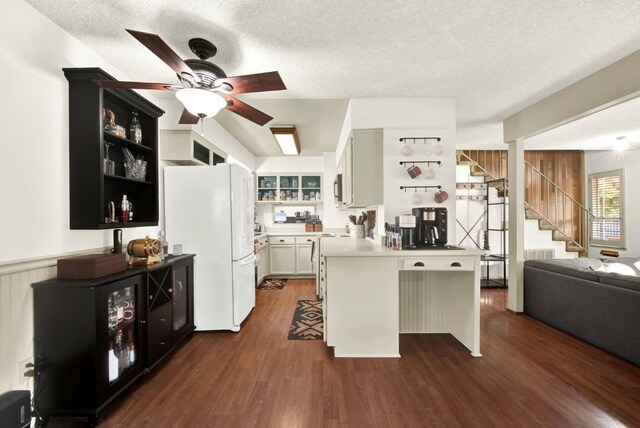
[319,238,484,358]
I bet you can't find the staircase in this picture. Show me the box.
[456,151,591,254]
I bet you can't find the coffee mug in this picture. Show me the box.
[434,190,449,204]
[424,168,436,179]
[407,165,422,178]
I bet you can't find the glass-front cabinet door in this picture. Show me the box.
[257,175,277,201]
[172,260,191,338]
[302,175,322,201]
[102,275,143,396]
[279,175,299,201]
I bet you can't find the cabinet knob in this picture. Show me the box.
[160,318,165,322]
[168,288,173,293]
[149,295,153,300]
[140,320,146,324]
[160,342,165,346]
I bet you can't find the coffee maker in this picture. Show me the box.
[412,207,448,247]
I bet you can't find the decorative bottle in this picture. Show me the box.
[108,293,118,330]
[108,341,119,383]
[127,330,136,367]
[158,231,168,260]
[120,195,129,223]
[130,111,142,144]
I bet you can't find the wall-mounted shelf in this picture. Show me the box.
[63,67,164,230]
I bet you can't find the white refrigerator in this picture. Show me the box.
[164,164,255,331]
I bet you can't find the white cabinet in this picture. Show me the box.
[268,235,316,276]
[160,130,227,165]
[338,129,383,209]
[270,244,296,275]
[256,237,269,284]
[295,236,316,275]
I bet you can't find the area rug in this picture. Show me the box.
[257,278,287,290]
[287,300,323,340]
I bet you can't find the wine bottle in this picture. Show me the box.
[130,111,142,144]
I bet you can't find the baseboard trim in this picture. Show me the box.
[506,308,523,314]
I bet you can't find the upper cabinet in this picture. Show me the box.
[257,173,322,203]
[160,130,227,166]
[63,68,164,230]
[338,129,383,209]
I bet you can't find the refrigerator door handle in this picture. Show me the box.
[240,255,257,266]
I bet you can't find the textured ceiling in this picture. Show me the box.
[26,0,640,155]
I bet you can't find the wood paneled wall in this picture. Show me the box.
[461,150,585,244]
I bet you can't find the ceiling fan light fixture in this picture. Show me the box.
[176,88,226,118]
[270,126,301,155]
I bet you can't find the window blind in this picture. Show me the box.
[589,169,624,247]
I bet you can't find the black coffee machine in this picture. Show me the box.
[412,207,448,247]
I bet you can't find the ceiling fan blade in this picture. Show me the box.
[93,80,182,90]
[179,109,201,125]
[222,95,273,126]
[217,71,286,94]
[126,29,200,83]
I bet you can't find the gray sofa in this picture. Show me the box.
[524,257,640,366]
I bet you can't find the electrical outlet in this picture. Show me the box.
[18,356,34,384]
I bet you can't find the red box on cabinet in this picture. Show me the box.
[57,253,126,280]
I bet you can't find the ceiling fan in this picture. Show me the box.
[94,29,286,126]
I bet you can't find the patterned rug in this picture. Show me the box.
[257,278,287,290]
[287,300,323,340]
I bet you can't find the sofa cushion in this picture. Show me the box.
[599,272,640,292]
[523,259,605,282]
[601,257,640,276]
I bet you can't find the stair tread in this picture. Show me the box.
[457,160,478,166]
[566,245,585,252]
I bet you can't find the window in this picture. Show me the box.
[589,169,625,248]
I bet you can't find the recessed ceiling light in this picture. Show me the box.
[613,135,629,150]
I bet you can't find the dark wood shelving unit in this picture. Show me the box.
[63,68,164,230]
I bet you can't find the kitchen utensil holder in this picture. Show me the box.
[349,224,365,239]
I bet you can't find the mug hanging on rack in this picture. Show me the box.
[411,191,423,205]
[424,168,435,179]
[400,144,414,156]
[433,140,444,156]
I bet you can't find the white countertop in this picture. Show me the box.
[320,237,486,257]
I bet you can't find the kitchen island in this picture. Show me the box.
[319,237,484,358]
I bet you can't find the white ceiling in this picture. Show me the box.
[26,0,640,155]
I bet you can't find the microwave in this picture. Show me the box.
[333,174,343,205]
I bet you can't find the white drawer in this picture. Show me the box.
[295,236,316,245]
[269,236,295,245]
[400,257,474,271]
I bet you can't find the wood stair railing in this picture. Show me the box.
[456,150,591,254]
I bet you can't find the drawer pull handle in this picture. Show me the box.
[307,239,312,242]
[414,262,425,267]
[160,342,165,346]
[451,262,462,267]
[160,318,165,322]
[280,239,285,242]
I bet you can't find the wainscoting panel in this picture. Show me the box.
[399,271,448,333]
[0,247,108,394]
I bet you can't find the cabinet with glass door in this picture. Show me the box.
[256,173,322,203]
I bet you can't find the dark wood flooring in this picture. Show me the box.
[56,279,640,427]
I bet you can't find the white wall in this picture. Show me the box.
[585,149,640,257]
[254,154,352,228]
[0,0,256,395]
[336,98,457,240]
